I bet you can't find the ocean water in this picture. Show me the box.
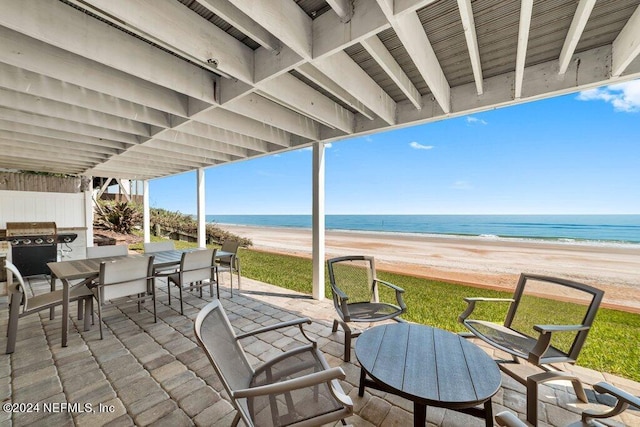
[206,214,640,245]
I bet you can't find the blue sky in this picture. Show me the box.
[149,80,640,215]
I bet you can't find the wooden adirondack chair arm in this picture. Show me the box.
[458,297,515,322]
[233,367,346,398]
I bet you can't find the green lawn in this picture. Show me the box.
[133,237,640,382]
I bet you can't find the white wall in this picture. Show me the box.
[0,190,86,228]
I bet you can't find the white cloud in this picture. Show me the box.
[466,116,487,125]
[409,141,434,150]
[577,80,640,112]
[450,180,473,190]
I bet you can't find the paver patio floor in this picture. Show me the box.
[1,275,638,426]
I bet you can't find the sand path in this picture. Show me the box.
[219,224,640,313]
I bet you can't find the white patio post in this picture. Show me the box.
[84,176,94,248]
[312,142,326,300]
[143,180,150,242]
[197,168,206,248]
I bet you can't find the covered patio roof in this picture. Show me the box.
[1,0,639,180]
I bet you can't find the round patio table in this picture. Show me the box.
[355,323,501,427]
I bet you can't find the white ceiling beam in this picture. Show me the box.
[128,144,234,164]
[0,0,218,105]
[296,64,376,119]
[0,107,140,145]
[224,93,320,141]
[176,121,269,155]
[0,26,189,117]
[0,120,126,151]
[232,0,312,60]
[0,151,92,171]
[258,74,355,133]
[321,44,640,143]
[314,51,397,125]
[142,139,242,162]
[1,140,108,163]
[361,35,422,109]
[457,0,484,95]
[0,88,151,137]
[558,0,596,75]
[515,0,534,99]
[327,0,353,21]
[0,130,121,156]
[313,0,390,59]
[155,129,252,158]
[0,155,87,175]
[0,63,171,128]
[194,0,280,51]
[78,0,254,84]
[612,5,640,77]
[394,0,440,16]
[379,4,451,113]
[191,109,292,148]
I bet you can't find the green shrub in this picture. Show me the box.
[94,201,141,234]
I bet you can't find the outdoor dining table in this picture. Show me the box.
[355,323,501,427]
[47,248,214,347]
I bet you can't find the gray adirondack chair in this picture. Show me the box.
[194,300,353,427]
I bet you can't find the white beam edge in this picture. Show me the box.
[0,63,170,128]
[394,0,440,16]
[327,0,353,21]
[0,88,151,137]
[195,0,281,51]
[612,5,640,77]
[361,35,422,110]
[191,108,292,148]
[515,0,534,99]
[457,0,484,95]
[392,11,451,113]
[258,74,355,134]
[0,0,218,105]
[558,0,596,75]
[78,0,254,84]
[224,93,320,141]
[320,45,640,144]
[296,63,376,119]
[313,51,397,125]
[232,0,312,60]
[0,107,140,145]
[0,26,190,117]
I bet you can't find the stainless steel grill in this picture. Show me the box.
[6,222,58,276]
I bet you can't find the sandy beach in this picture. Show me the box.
[219,224,640,313]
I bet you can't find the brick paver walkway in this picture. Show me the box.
[1,275,639,426]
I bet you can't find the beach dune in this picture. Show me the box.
[220,224,640,313]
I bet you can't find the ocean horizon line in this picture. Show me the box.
[203,214,640,246]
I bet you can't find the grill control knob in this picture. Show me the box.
[63,237,72,243]
[11,239,20,246]
[47,237,55,244]
[35,238,44,244]
[22,239,31,245]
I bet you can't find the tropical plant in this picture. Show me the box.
[94,201,142,234]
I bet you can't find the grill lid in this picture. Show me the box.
[6,222,57,237]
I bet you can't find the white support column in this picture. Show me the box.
[312,142,326,300]
[197,168,206,248]
[143,180,150,243]
[84,176,94,248]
